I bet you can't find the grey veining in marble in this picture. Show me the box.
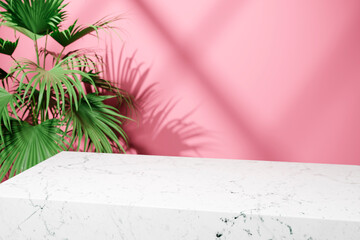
[0,152,359,239]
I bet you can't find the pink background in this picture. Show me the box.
[2,0,360,165]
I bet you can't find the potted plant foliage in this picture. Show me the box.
[0,0,133,182]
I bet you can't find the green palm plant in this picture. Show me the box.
[0,37,18,55]
[0,0,133,182]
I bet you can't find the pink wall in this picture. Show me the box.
[2,0,360,165]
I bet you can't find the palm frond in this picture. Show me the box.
[18,87,58,123]
[0,37,18,55]
[0,21,44,40]
[0,68,7,80]
[0,118,68,181]
[9,55,96,114]
[83,70,134,111]
[0,0,67,36]
[0,68,11,89]
[66,93,130,153]
[51,15,122,47]
[0,88,21,138]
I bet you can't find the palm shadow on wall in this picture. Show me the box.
[1,44,209,183]
[102,45,209,157]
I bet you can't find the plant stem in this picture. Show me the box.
[10,55,30,83]
[32,36,41,124]
[56,47,66,65]
[32,96,37,125]
[10,55,17,64]
[41,109,45,123]
[42,34,49,121]
[34,35,40,66]
[43,34,48,69]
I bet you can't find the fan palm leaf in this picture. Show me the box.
[0,87,21,138]
[0,68,11,89]
[0,21,44,41]
[66,93,130,153]
[10,55,96,114]
[18,88,58,123]
[0,37,18,55]
[0,118,69,181]
[0,0,67,36]
[50,16,122,47]
[82,70,134,110]
[0,68,7,80]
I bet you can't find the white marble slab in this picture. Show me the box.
[0,152,359,239]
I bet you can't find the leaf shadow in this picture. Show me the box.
[103,44,211,157]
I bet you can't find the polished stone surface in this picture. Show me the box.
[0,152,359,239]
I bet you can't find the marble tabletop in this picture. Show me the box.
[0,152,359,239]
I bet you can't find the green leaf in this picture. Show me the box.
[18,87,58,123]
[0,68,11,89]
[0,21,44,40]
[0,37,18,55]
[0,0,67,36]
[66,93,130,153]
[82,70,134,108]
[0,68,7,80]
[0,118,69,182]
[0,88,21,139]
[9,55,96,114]
[51,16,122,47]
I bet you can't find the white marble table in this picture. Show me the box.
[0,152,359,239]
